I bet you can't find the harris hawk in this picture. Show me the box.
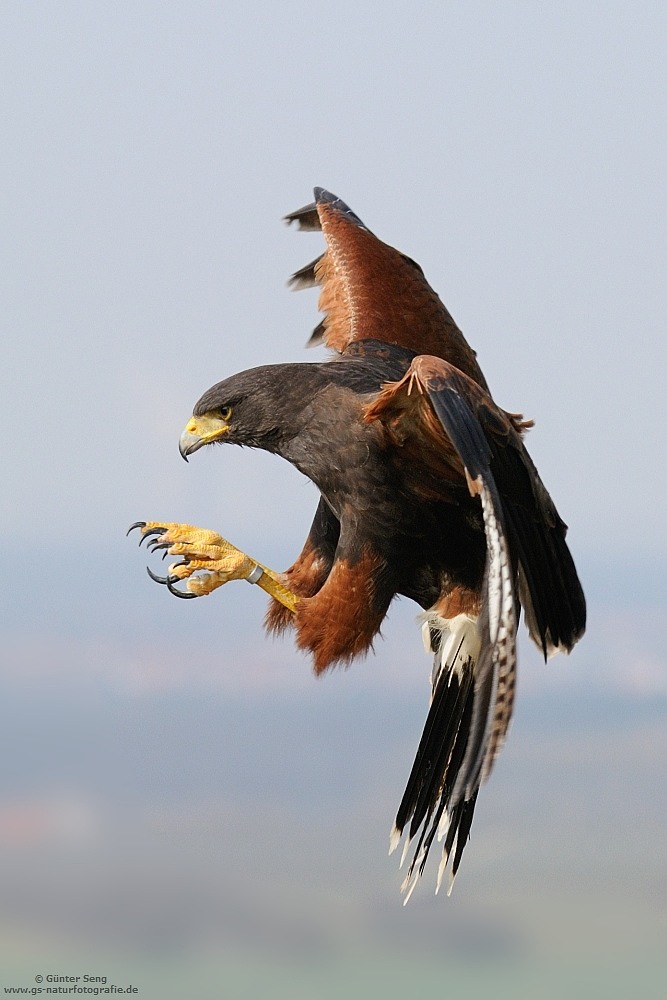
[130,188,586,898]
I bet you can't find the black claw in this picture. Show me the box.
[146,565,170,585]
[166,577,197,599]
[138,527,168,548]
[146,562,197,599]
[127,521,146,537]
[147,540,171,554]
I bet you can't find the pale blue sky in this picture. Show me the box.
[2,2,665,561]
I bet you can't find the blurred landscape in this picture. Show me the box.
[1,552,666,998]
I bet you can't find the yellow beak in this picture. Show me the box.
[179,413,230,461]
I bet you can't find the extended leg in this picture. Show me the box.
[128,521,299,612]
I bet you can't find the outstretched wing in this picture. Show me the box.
[365,354,586,895]
[285,188,488,389]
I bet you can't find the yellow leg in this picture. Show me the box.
[128,521,299,613]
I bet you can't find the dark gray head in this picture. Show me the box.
[178,363,325,460]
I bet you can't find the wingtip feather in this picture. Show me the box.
[283,201,320,231]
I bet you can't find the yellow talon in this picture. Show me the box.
[133,521,299,613]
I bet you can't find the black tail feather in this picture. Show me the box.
[392,649,480,899]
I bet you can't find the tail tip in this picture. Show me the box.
[388,824,401,856]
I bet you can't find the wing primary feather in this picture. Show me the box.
[500,487,585,657]
[288,255,324,290]
[306,319,326,347]
[283,202,320,231]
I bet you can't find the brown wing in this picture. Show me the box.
[285,188,489,389]
[365,354,586,894]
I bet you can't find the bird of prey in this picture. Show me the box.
[130,188,586,898]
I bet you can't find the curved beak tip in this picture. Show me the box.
[178,428,202,461]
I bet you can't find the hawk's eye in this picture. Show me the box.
[219,406,233,422]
